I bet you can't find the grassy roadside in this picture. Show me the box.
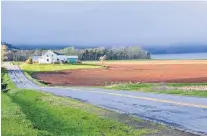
[167,83,207,87]
[104,83,207,97]
[2,68,163,136]
[19,63,100,74]
[24,71,47,86]
[2,68,41,135]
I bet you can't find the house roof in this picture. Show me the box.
[42,50,65,56]
[32,56,40,61]
[67,56,78,58]
[53,51,65,55]
[32,56,40,58]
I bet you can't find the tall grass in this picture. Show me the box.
[1,68,155,136]
[105,83,207,97]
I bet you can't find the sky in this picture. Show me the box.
[2,1,207,47]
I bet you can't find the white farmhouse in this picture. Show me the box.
[32,50,78,64]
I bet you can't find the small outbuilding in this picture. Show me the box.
[67,56,78,63]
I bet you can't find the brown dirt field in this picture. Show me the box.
[32,62,207,86]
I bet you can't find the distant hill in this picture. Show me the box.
[3,43,207,54]
[12,44,99,50]
[1,42,18,49]
[143,45,207,54]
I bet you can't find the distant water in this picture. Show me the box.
[151,52,207,60]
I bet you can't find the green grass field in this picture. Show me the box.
[19,63,100,74]
[83,59,207,64]
[104,83,207,97]
[2,68,164,136]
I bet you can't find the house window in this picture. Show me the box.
[47,59,49,62]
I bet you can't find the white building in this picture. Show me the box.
[32,50,78,64]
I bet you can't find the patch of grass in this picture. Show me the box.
[8,90,152,136]
[2,68,159,136]
[156,89,207,97]
[83,60,152,65]
[105,83,154,91]
[20,63,100,74]
[24,71,47,86]
[105,83,207,97]
[1,68,50,136]
[83,60,207,65]
[11,61,24,66]
[1,67,16,89]
[167,83,207,87]
[1,93,49,136]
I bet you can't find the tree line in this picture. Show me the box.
[2,45,151,61]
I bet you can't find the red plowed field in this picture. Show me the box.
[32,63,207,86]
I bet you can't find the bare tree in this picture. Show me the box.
[25,57,33,64]
[99,55,106,66]
[1,45,8,63]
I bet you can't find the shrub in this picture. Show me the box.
[25,57,33,64]
[77,60,82,64]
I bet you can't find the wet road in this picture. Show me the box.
[4,62,207,136]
